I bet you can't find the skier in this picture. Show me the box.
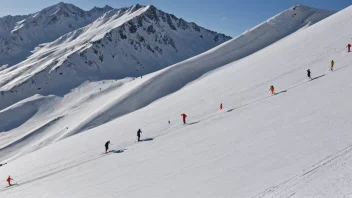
[181,113,187,124]
[347,44,351,52]
[168,120,171,124]
[220,103,223,110]
[269,85,275,95]
[307,69,312,79]
[137,129,142,142]
[104,141,110,153]
[331,60,335,71]
[6,176,13,186]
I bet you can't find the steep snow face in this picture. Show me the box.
[71,5,232,78]
[0,4,351,197]
[0,15,28,36]
[0,4,231,111]
[0,2,113,66]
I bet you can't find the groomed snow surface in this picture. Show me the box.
[0,4,352,198]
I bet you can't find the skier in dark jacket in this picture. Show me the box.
[105,141,110,153]
[137,129,142,142]
[307,69,312,79]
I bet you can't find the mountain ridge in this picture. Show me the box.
[0,4,232,110]
[0,2,114,66]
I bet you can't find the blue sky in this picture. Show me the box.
[0,0,350,37]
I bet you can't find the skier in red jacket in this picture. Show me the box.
[220,103,223,110]
[7,176,13,186]
[181,114,187,124]
[347,44,351,52]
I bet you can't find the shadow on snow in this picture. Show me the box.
[140,138,154,142]
[111,149,126,154]
[186,121,200,125]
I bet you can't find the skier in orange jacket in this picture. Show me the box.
[7,176,13,186]
[181,113,187,124]
[269,85,275,95]
[331,60,335,71]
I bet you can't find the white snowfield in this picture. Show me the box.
[0,5,332,163]
[0,3,351,198]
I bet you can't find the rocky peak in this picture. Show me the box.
[90,5,113,13]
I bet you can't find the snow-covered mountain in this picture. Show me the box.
[2,2,352,197]
[0,2,113,66]
[0,5,334,163]
[0,4,231,111]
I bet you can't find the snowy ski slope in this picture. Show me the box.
[1,4,352,198]
[0,5,333,162]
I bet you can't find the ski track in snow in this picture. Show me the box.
[254,143,352,198]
